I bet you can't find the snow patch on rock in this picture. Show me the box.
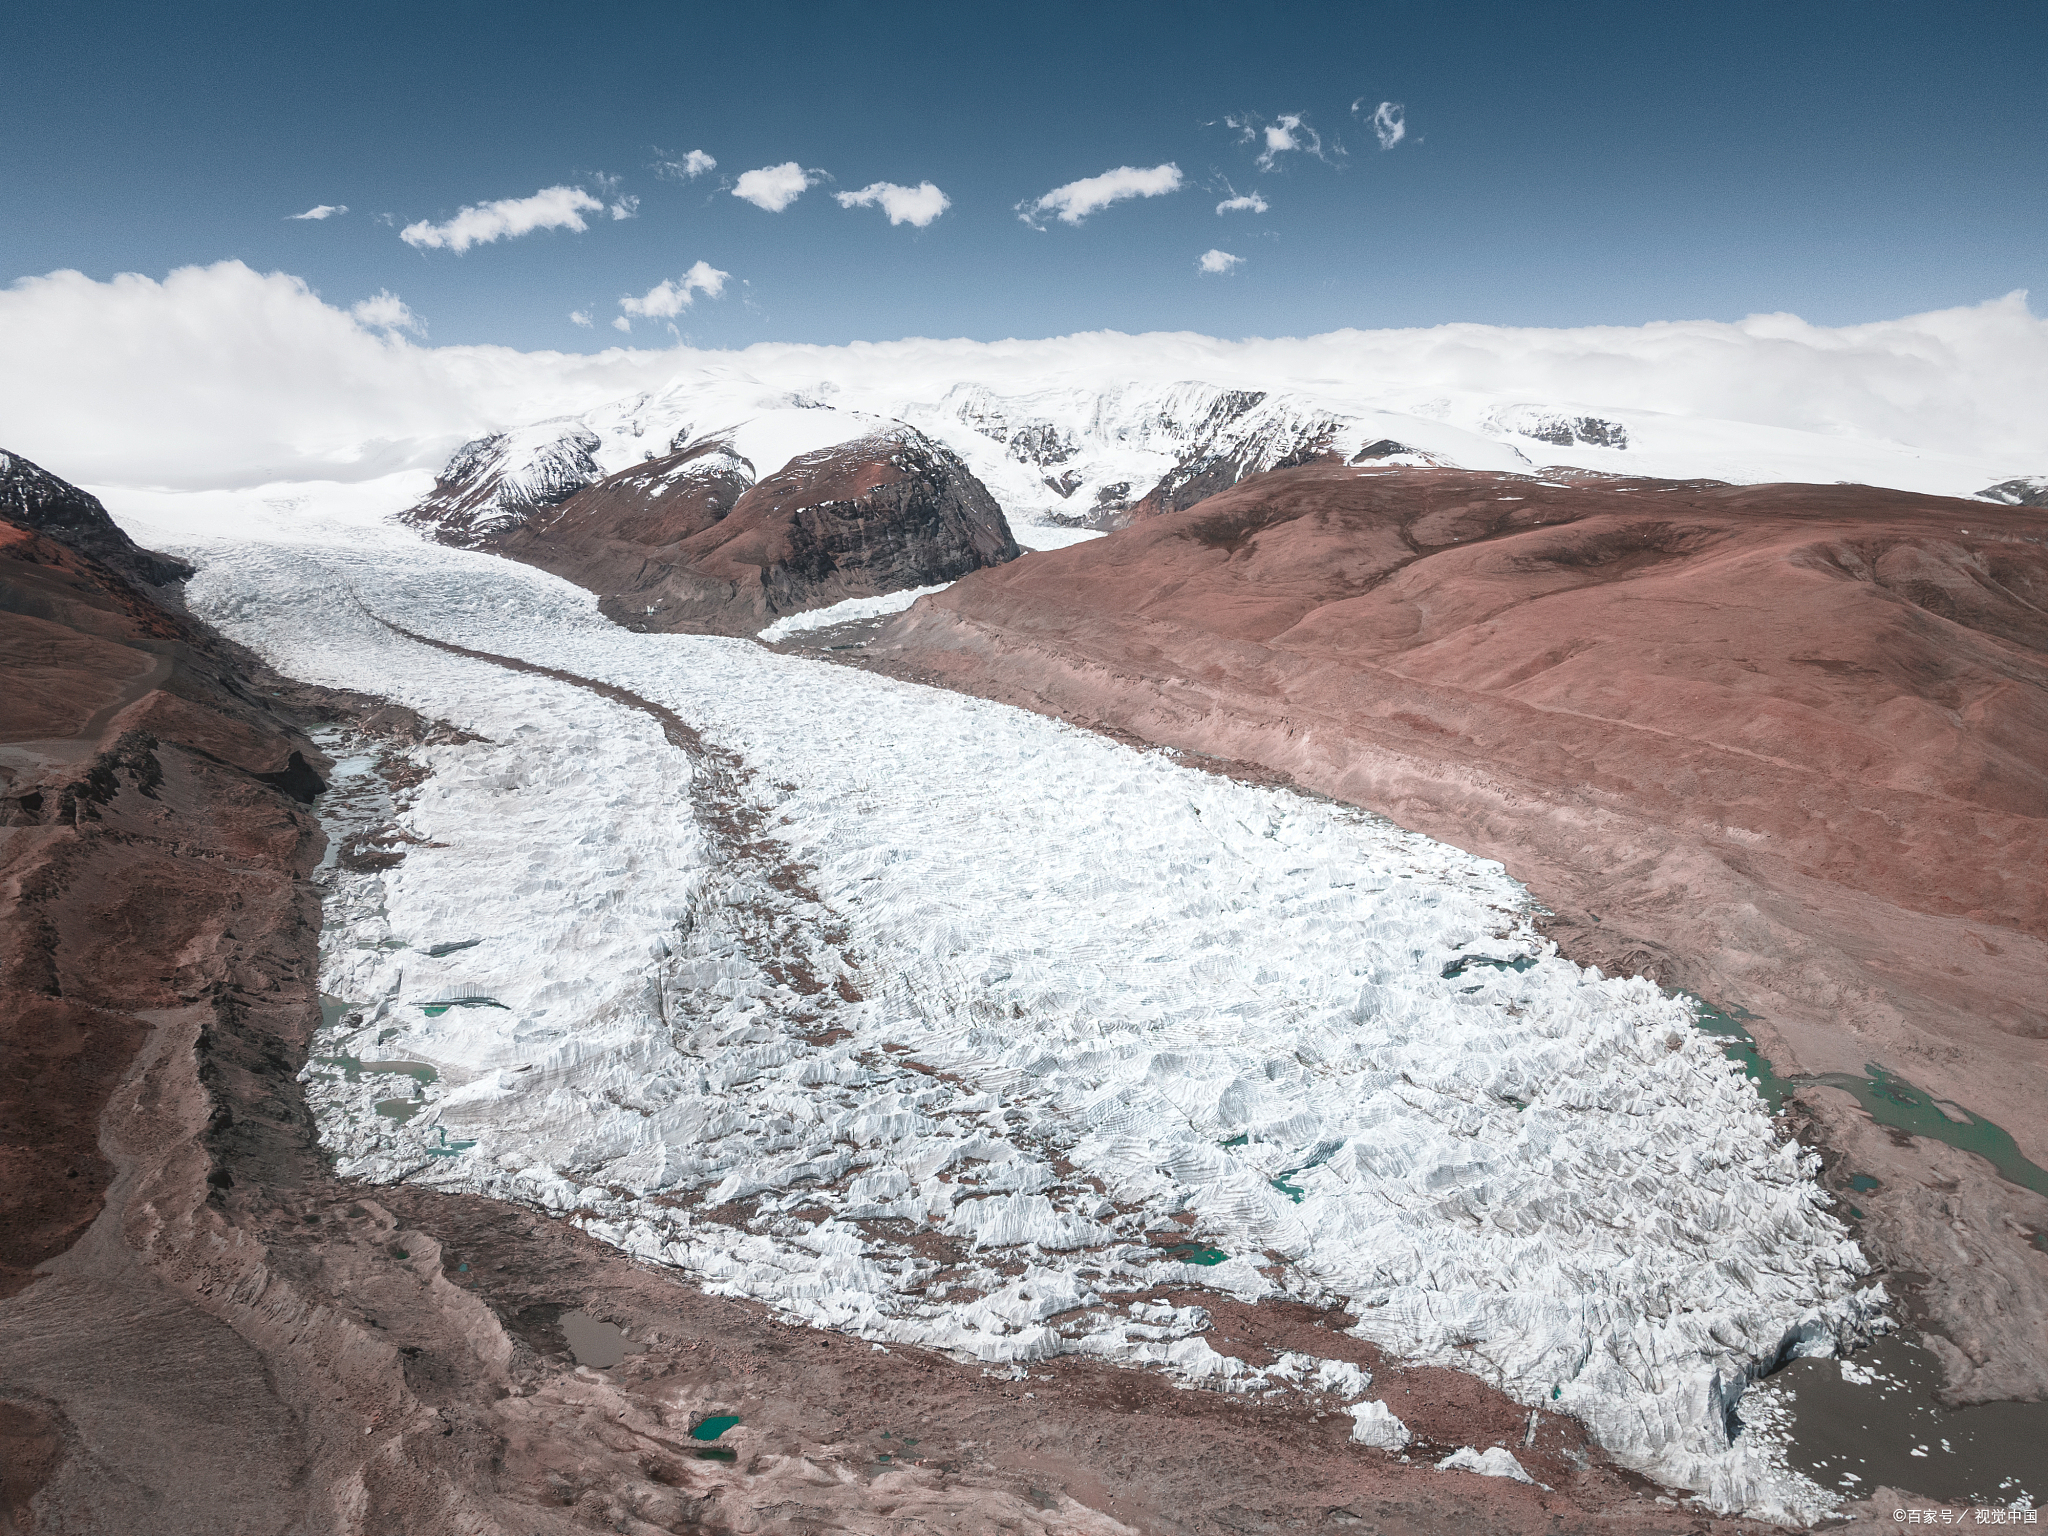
[1438,1446,1536,1483]
[757,583,953,641]
[1346,1399,1411,1449]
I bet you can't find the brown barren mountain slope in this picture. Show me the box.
[871,464,2048,1404]
[444,430,1021,634]
[0,459,1775,1534]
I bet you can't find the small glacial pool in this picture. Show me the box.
[559,1310,642,1369]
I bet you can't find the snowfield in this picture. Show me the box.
[128,495,1889,1523]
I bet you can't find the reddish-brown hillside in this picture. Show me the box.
[872,464,2048,1400]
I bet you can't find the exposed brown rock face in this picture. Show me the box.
[870,464,2048,1402]
[0,482,323,1298]
[482,429,1021,634]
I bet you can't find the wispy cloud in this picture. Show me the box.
[732,162,817,212]
[1215,181,1268,215]
[569,310,593,328]
[400,186,604,253]
[290,204,347,221]
[835,180,950,227]
[609,195,640,220]
[1018,163,1182,228]
[614,261,730,331]
[350,290,422,334]
[1198,249,1245,275]
[654,148,717,181]
[1356,99,1407,149]
[1228,112,1335,171]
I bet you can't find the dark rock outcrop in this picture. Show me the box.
[1351,439,1414,460]
[0,449,192,589]
[1490,408,1630,450]
[1977,475,2048,507]
[481,428,1021,634]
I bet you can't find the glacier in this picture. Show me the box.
[139,494,1882,1523]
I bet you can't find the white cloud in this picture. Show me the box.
[350,290,422,334]
[732,162,815,212]
[1360,100,1407,149]
[289,204,347,221]
[1018,164,1182,228]
[835,181,950,227]
[1216,191,1268,215]
[617,261,730,326]
[609,196,640,221]
[399,186,605,253]
[1198,249,1245,275]
[5,260,2043,499]
[569,310,593,328]
[1258,112,1331,170]
[612,315,632,333]
[655,149,717,181]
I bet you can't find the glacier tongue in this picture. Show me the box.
[175,504,1875,1523]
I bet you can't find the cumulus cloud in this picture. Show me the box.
[654,149,717,181]
[569,310,593,328]
[289,204,347,221]
[1358,100,1407,149]
[732,162,816,212]
[1018,164,1182,228]
[835,181,950,227]
[1198,249,1245,275]
[1216,188,1268,215]
[614,261,730,330]
[400,186,605,253]
[350,290,422,334]
[5,261,2042,497]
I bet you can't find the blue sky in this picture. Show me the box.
[5,0,2044,351]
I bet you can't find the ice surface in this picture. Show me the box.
[1438,1446,1536,1483]
[146,494,1879,1521]
[757,584,954,641]
[1347,1399,1411,1449]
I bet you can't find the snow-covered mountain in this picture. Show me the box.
[402,375,1548,551]
[399,357,2042,562]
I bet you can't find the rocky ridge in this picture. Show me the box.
[458,426,1022,635]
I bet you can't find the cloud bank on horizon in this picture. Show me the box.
[3,260,2040,495]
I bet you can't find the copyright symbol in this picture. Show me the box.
[1892,1514,1905,1525]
